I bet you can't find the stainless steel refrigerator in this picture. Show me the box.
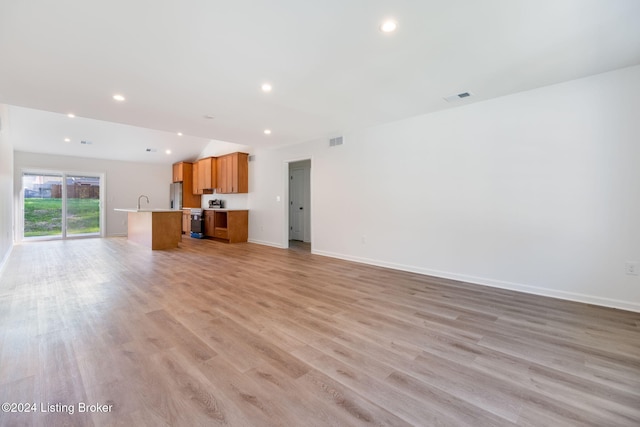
[169,182,183,210]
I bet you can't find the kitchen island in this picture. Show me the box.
[114,209,182,250]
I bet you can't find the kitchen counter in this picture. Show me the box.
[114,208,178,213]
[114,209,182,249]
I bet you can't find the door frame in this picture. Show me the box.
[19,168,106,241]
[282,157,313,249]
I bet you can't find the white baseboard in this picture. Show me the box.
[311,249,640,313]
[248,239,287,249]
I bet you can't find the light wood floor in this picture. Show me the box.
[288,240,311,253]
[0,237,639,426]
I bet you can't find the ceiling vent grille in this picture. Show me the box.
[80,140,93,145]
[145,148,157,152]
[444,92,473,102]
[329,136,343,147]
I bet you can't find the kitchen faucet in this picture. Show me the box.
[137,195,150,210]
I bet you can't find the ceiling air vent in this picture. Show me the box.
[80,140,93,145]
[145,148,157,152]
[329,136,343,147]
[444,92,474,103]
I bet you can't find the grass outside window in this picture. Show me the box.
[24,198,100,237]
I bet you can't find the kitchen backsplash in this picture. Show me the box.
[202,193,248,210]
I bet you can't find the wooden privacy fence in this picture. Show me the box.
[50,184,100,199]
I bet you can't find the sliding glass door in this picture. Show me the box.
[23,173,64,238]
[23,171,103,240]
[65,175,101,236]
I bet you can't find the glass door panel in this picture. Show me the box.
[65,175,101,236]
[23,173,63,238]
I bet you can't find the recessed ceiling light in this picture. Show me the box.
[113,94,126,102]
[64,138,71,142]
[380,19,398,33]
[177,132,183,136]
[261,83,272,93]
[67,113,75,118]
[165,149,172,154]
[264,129,272,135]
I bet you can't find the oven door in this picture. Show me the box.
[191,216,203,233]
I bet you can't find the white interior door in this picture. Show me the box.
[289,168,305,241]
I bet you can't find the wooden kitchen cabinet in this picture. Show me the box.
[203,210,216,237]
[182,209,191,234]
[203,209,248,243]
[216,155,228,194]
[192,161,200,194]
[216,152,248,194]
[172,162,186,183]
[172,162,201,208]
[194,157,216,195]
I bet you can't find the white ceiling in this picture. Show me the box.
[7,106,214,164]
[1,0,639,163]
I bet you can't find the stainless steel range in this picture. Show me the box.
[190,208,204,238]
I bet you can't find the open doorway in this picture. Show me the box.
[288,159,311,252]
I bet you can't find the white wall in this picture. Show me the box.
[13,152,171,237]
[248,65,640,312]
[0,105,14,271]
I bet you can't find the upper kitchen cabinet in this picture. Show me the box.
[192,161,200,194]
[172,161,190,183]
[194,157,216,195]
[216,153,248,194]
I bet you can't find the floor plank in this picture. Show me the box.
[0,237,639,426]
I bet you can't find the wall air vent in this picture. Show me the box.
[329,136,343,147]
[80,140,93,145]
[248,155,256,162]
[444,92,474,103]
